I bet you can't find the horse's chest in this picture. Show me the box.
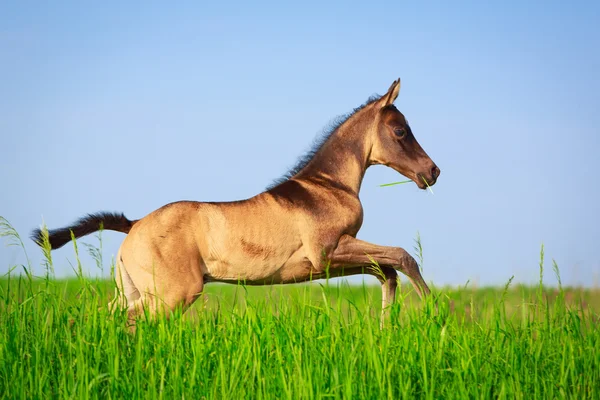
[314,198,364,237]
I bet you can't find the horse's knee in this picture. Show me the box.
[392,248,431,297]
[393,248,419,274]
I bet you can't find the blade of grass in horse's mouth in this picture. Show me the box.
[379,180,412,187]
[421,176,434,194]
[379,178,434,194]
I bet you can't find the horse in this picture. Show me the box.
[32,78,440,327]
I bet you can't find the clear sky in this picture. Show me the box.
[1,1,599,287]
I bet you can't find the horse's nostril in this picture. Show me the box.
[430,165,439,180]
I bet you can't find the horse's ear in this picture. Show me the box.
[378,78,401,107]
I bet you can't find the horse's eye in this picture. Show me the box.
[394,128,406,138]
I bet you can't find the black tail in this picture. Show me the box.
[31,212,137,250]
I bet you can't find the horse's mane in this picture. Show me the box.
[266,95,381,190]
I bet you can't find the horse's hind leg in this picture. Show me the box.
[107,256,141,315]
[123,263,205,329]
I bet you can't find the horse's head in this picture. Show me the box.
[368,79,440,189]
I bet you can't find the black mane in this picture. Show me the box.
[266,95,381,190]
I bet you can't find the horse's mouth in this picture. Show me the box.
[415,174,437,190]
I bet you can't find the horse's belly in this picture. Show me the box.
[204,258,283,282]
[203,246,313,284]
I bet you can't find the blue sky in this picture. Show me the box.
[1,1,599,287]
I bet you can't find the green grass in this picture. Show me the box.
[1,219,599,398]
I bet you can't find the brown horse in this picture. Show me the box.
[32,78,440,326]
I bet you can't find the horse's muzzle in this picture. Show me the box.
[417,165,440,188]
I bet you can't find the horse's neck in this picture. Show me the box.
[296,122,371,195]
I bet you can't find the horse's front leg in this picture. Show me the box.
[378,266,398,328]
[327,234,432,324]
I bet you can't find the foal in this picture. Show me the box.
[32,79,440,325]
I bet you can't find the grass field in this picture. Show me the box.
[1,221,599,398]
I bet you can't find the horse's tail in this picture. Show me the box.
[31,212,138,250]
